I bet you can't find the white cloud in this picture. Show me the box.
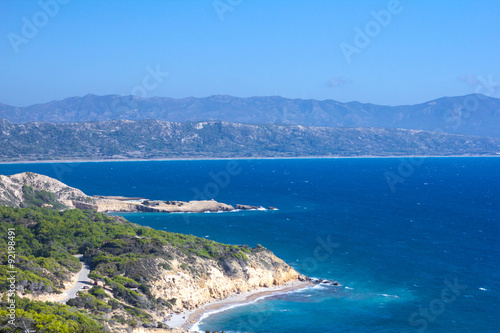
[457,74,481,87]
[326,77,347,88]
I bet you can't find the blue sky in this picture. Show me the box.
[1,0,499,106]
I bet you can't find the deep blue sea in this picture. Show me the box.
[1,158,499,332]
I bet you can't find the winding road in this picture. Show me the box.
[58,254,92,303]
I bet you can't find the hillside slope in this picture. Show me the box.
[1,120,499,162]
[0,171,89,208]
[0,182,305,332]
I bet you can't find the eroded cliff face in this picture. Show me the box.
[149,245,304,312]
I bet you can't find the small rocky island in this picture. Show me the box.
[0,172,272,213]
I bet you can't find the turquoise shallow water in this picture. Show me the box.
[1,158,499,332]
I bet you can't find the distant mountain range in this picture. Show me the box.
[1,94,499,137]
[0,119,498,162]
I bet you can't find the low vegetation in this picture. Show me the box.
[0,205,264,331]
[20,185,66,210]
[0,296,105,333]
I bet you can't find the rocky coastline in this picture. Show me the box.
[0,172,273,214]
[0,172,320,333]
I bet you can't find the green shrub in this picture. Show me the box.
[0,296,104,332]
[88,286,108,299]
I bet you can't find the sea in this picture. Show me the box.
[1,157,499,333]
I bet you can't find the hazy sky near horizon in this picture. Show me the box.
[1,0,499,107]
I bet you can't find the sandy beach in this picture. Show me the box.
[164,280,313,331]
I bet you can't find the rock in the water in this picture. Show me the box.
[235,204,260,210]
[310,278,340,286]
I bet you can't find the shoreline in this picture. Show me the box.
[1,154,499,165]
[166,280,313,331]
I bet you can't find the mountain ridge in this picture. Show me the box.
[2,93,499,137]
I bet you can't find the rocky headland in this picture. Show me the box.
[0,172,267,213]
